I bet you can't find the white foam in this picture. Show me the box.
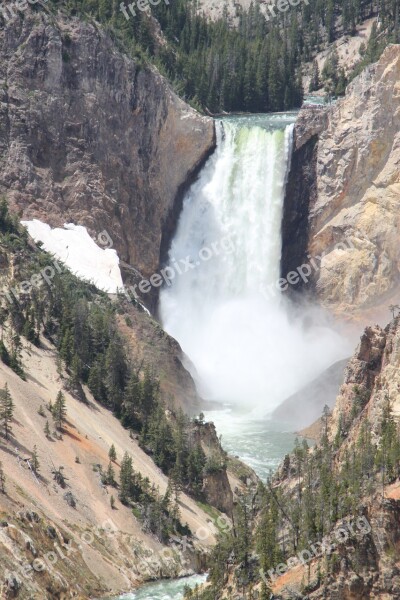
[160,119,351,411]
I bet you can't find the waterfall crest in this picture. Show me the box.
[160,116,349,412]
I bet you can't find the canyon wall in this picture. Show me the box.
[0,9,215,288]
[283,44,400,320]
[0,9,217,412]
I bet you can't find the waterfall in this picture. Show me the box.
[160,117,349,413]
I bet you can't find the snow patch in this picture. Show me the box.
[21,220,124,293]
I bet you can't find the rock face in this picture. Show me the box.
[116,303,202,413]
[273,358,348,430]
[330,318,400,444]
[0,10,215,296]
[0,10,215,412]
[193,422,234,515]
[283,45,400,318]
[269,319,400,600]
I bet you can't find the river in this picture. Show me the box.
[118,112,350,599]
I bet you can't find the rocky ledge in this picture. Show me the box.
[0,10,215,300]
[283,45,400,320]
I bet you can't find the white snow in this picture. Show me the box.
[21,220,124,293]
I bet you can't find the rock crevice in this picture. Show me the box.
[283,45,400,319]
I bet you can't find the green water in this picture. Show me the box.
[113,574,207,599]
[204,409,299,481]
[117,112,320,600]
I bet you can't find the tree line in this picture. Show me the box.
[0,200,219,508]
[43,0,400,113]
[193,393,400,599]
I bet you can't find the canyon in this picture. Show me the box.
[0,3,400,600]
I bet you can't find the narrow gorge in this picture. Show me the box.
[0,2,400,600]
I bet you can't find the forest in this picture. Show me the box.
[190,397,400,599]
[0,200,224,543]
[42,0,400,112]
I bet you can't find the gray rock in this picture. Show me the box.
[283,45,400,317]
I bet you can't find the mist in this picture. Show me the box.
[159,117,353,415]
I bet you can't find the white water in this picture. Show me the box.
[160,115,351,414]
[113,574,207,599]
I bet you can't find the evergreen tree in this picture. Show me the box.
[52,390,67,431]
[119,452,134,504]
[104,339,127,413]
[108,443,117,463]
[31,445,40,474]
[0,461,5,493]
[0,197,9,232]
[44,420,51,439]
[309,59,321,92]
[322,48,339,96]
[103,461,116,487]
[0,383,14,440]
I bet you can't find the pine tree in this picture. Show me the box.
[108,443,117,463]
[0,383,14,440]
[104,339,127,413]
[169,468,183,502]
[119,452,133,504]
[0,197,9,232]
[322,49,339,97]
[309,60,321,92]
[0,461,5,493]
[104,461,116,487]
[31,445,40,474]
[88,358,105,402]
[52,391,67,431]
[44,420,51,439]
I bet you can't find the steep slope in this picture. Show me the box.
[283,44,400,320]
[273,358,348,430]
[0,345,213,599]
[0,215,253,599]
[0,9,214,295]
[196,317,400,599]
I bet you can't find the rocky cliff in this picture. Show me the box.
[330,318,400,449]
[283,44,400,320]
[0,8,216,413]
[204,318,400,600]
[0,9,214,299]
[272,318,400,600]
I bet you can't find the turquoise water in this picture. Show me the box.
[117,112,321,600]
[204,408,299,481]
[113,574,207,599]
[110,411,296,600]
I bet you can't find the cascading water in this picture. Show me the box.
[160,115,350,414]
